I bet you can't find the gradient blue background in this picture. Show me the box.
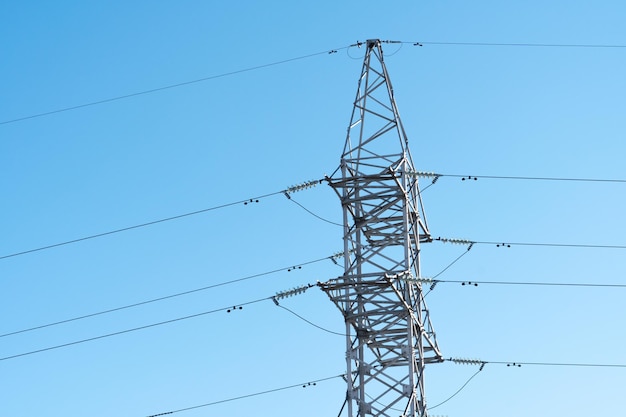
[2,2,625,416]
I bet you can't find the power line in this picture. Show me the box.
[0,297,269,362]
[488,360,626,368]
[1,282,319,361]
[432,245,473,279]
[410,40,626,48]
[428,367,483,410]
[447,357,626,368]
[4,173,624,263]
[475,240,626,250]
[144,374,343,417]
[287,196,343,227]
[1,181,323,262]
[435,237,626,250]
[414,171,626,184]
[0,253,335,339]
[431,357,626,411]
[427,356,626,411]
[275,303,346,336]
[438,278,626,289]
[4,39,621,127]
[0,46,349,126]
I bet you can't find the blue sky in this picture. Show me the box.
[2,2,625,416]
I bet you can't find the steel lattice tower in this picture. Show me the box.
[319,39,443,417]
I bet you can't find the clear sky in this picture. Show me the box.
[2,2,625,416]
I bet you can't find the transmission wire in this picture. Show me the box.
[0,297,268,362]
[288,196,343,227]
[1,46,349,126]
[276,304,346,336]
[474,240,626,250]
[0,186,309,261]
[410,40,626,48]
[145,374,343,416]
[0,254,333,338]
[428,368,483,410]
[441,278,626,289]
[435,173,626,184]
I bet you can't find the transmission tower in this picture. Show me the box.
[319,39,443,417]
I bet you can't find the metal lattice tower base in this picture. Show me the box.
[319,39,443,417]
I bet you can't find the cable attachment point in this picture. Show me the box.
[274,284,311,301]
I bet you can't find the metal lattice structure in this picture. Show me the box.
[319,39,443,417]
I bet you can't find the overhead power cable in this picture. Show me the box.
[447,357,626,368]
[475,240,626,250]
[427,356,626,411]
[0,46,349,126]
[275,303,346,337]
[435,237,626,250]
[432,278,626,289]
[286,196,343,227]
[0,297,268,362]
[144,374,343,417]
[428,367,483,410]
[411,171,626,184]
[1,284,316,362]
[0,253,337,339]
[409,40,626,48]
[4,39,622,126]
[1,180,323,261]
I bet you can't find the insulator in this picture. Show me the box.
[286,179,320,194]
[406,170,440,179]
[274,285,311,300]
[437,237,474,245]
[331,250,344,260]
[400,275,434,284]
[450,357,484,366]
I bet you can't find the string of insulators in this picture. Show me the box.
[399,274,435,284]
[329,249,358,264]
[436,237,474,245]
[405,170,440,179]
[274,284,311,301]
[286,180,321,194]
[450,357,484,366]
